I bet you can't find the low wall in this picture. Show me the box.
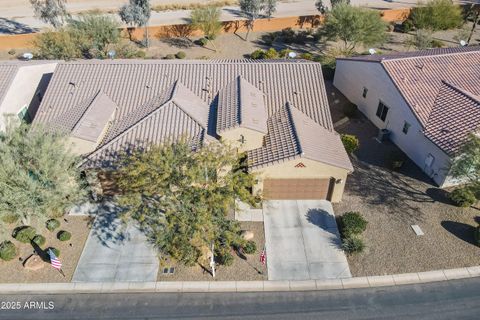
[0,8,411,50]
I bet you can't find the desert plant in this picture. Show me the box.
[13,226,36,243]
[175,51,186,59]
[216,250,234,266]
[8,49,16,56]
[242,240,257,254]
[46,219,60,231]
[449,187,476,207]
[164,54,175,59]
[47,247,60,257]
[409,0,463,31]
[190,6,222,50]
[119,0,152,47]
[32,234,46,247]
[250,49,265,59]
[1,214,19,224]
[0,241,17,261]
[341,236,365,254]
[341,134,359,154]
[264,47,279,59]
[339,211,367,237]
[197,37,209,46]
[30,0,68,28]
[299,52,313,60]
[57,230,72,241]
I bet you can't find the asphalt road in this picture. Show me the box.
[0,278,479,320]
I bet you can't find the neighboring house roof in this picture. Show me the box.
[217,76,268,134]
[338,46,480,156]
[35,59,348,170]
[247,103,353,171]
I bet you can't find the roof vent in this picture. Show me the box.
[441,128,450,134]
[415,63,424,70]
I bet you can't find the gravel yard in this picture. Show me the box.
[0,216,91,283]
[158,222,267,281]
[333,116,480,277]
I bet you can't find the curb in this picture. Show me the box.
[0,267,479,294]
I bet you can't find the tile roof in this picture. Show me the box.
[35,59,347,169]
[338,46,480,156]
[217,76,268,134]
[247,103,353,171]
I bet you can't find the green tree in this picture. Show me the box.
[32,29,81,60]
[323,3,387,52]
[239,0,265,40]
[190,7,222,51]
[119,0,152,47]
[450,134,480,195]
[29,0,68,28]
[116,141,259,268]
[264,0,277,20]
[409,0,463,31]
[0,117,87,226]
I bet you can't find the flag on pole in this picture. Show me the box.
[260,246,266,265]
[48,249,62,270]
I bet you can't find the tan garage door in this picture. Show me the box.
[263,179,332,200]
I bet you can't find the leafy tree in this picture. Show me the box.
[409,0,463,31]
[323,3,387,52]
[239,0,265,40]
[0,117,87,226]
[190,7,222,51]
[119,0,152,47]
[450,134,480,195]
[264,0,277,20]
[315,0,327,14]
[116,141,259,268]
[30,0,68,28]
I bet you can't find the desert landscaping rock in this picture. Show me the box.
[23,255,45,271]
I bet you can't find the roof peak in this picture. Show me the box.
[441,80,480,105]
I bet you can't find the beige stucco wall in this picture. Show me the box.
[69,136,97,155]
[0,62,58,130]
[219,127,265,152]
[334,60,452,187]
[251,158,350,203]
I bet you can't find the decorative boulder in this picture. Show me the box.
[23,254,45,271]
[241,230,254,241]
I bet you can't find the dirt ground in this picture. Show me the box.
[0,216,92,283]
[158,221,267,281]
[332,112,480,277]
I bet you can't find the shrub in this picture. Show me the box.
[278,48,292,58]
[57,230,72,241]
[401,19,414,33]
[409,0,463,31]
[250,49,265,59]
[175,51,186,59]
[242,240,257,254]
[341,236,365,254]
[8,49,16,56]
[264,48,279,59]
[341,134,359,154]
[46,219,61,232]
[1,214,19,224]
[47,247,60,257]
[431,39,444,48]
[164,54,175,59]
[32,234,46,247]
[13,226,36,243]
[261,32,277,45]
[299,52,313,60]
[0,241,17,261]
[216,250,234,266]
[343,103,357,118]
[449,188,476,208]
[198,37,208,46]
[280,27,296,43]
[339,211,367,237]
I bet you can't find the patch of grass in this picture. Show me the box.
[152,0,238,12]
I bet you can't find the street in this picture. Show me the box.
[0,278,479,319]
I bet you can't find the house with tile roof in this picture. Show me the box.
[0,61,58,130]
[334,46,480,187]
[34,59,353,202]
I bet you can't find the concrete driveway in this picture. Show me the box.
[263,200,351,281]
[73,202,159,282]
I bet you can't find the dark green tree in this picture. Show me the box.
[190,7,222,51]
[409,0,463,31]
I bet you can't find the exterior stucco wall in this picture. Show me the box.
[334,60,452,187]
[219,127,265,152]
[251,158,350,202]
[0,63,57,130]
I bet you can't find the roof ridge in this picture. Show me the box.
[441,80,480,104]
[382,48,480,63]
[285,102,303,156]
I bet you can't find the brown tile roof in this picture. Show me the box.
[339,46,480,156]
[35,60,348,170]
[247,103,353,171]
[217,76,268,134]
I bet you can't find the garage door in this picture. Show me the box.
[263,179,332,200]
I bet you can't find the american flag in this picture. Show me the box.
[260,247,266,265]
[48,249,62,270]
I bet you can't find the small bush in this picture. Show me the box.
[1,214,19,224]
[32,234,46,247]
[431,39,444,48]
[175,51,186,59]
[250,49,265,59]
[242,240,257,254]
[13,226,36,243]
[164,54,175,59]
[8,49,16,56]
[342,236,365,254]
[46,219,60,232]
[341,134,359,154]
[340,211,367,237]
[57,230,72,241]
[299,52,313,60]
[197,37,208,46]
[449,188,476,208]
[281,27,296,43]
[47,247,60,257]
[261,32,277,45]
[217,251,234,266]
[264,48,279,59]
[278,48,292,58]
[0,241,17,261]
[343,103,358,118]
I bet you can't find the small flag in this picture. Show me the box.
[48,249,62,270]
[260,247,266,265]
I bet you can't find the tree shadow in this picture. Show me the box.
[306,208,338,234]
[160,37,194,48]
[30,240,49,262]
[89,201,130,247]
[0,18,39,35]
[425,188,456,206]
[441,220,477,246]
